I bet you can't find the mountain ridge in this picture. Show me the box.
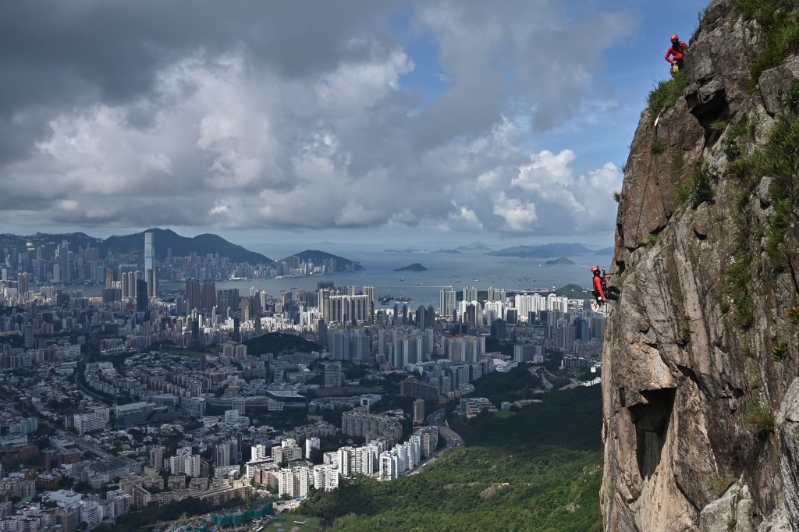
[0,228,274,265]
[486,242,594,258]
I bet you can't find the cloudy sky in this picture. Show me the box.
[0,0,704,249]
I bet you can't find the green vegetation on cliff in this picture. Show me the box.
[300,386,601,531]
[725,79,799,332]
[738,0,799,84]
[646,70,687,125]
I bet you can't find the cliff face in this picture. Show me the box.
[601,1,799,530]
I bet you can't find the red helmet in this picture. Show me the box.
[590,265,600,273]
[671,34,679,43]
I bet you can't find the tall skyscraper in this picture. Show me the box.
[363,286,376,323]
[185,279,201,314]
[317,318,327,349]
[17,272,30,297]
[463,286,478,302]
[144,232,157,298]
[439,289,456,320]
[59,241,70,283]
[122,271,139,300]
[413,399,425,424]
[201,283,217,312]
[416,305,427,330]
[136,278,148,312]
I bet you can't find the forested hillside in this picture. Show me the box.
[299,386,601,531]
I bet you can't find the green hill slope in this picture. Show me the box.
[300,386,601,531]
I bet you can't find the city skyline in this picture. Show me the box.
[0,1,704,247]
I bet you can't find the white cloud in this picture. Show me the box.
[493,192,537,231]
[0,0,633,238]
[141,153,173,175]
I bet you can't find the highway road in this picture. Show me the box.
[408,408,464,474]
[427,408,463,447]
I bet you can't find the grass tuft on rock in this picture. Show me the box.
[744,403,775,431]
[646,71,687,125]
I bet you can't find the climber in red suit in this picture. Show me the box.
[591,265,619,305]
[665,34,688,74]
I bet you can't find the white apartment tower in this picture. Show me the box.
[439,289,457,320]
[313,464,339,492]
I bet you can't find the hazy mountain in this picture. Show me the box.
[456,243,493,252]
[0,228,274,265]
[486,243,594,258]
[100,228,274,265]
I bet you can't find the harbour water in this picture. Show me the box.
[200,248,611,308]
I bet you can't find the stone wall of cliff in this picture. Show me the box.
[601,1,799,530]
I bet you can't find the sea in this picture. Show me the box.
[156,245,610,308]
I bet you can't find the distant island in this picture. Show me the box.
[544,257,575,265]
[383,249,429,253]
[553,283,590,298]
[432,249,462,254]
[394,263,427,272]
[455,243,493,252]
[486,242,594,258]
[286,250,364,272]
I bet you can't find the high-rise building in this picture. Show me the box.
[324,362,342,387]
[136,279,148,312]
[413,398,425,424]
[150,447,164,471]
[17,272,30,297]
[416,305,427,330]
[185,279,201,314]
[185,454,201,477]
[363,286,376,323]
[216,442,233,467]
[317,319,327,349]
[201,283,217,313]
[122,271,139,300]
[144,232,157,298]
[59,241,70,283]
[217,288,240,317]
[105,268,115,289]
[463,286,478,303]
[54,508,78,532]
[439,289,456,320]
[490,319,507,341]
[487,287,506,303]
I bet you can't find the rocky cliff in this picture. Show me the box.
[601,1,799,530]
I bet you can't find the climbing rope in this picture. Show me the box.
[611,109,663,278]
[619,117,660,250]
